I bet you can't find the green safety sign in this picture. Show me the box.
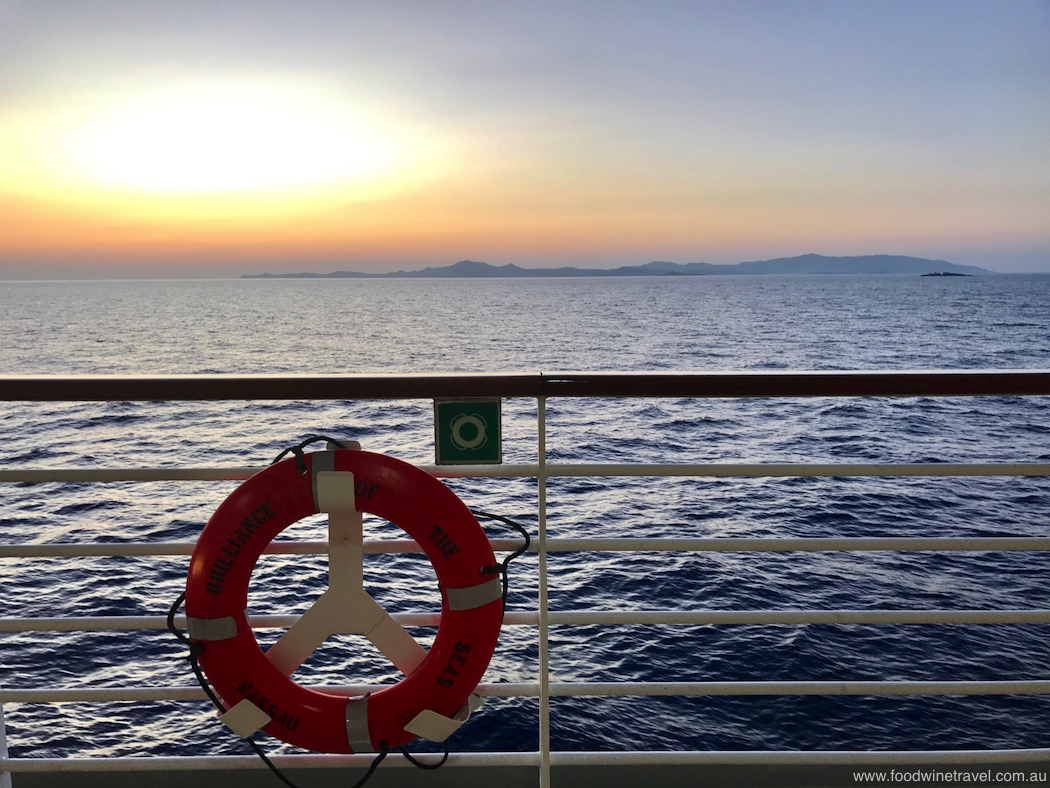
[434,398,502,465]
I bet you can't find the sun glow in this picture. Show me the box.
[0,79,466,262]
[61,84,402,194]
[0,79,425,206]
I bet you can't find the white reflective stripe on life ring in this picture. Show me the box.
[444,578,502,611]
[186,615,239,641]
[345,696,373,753]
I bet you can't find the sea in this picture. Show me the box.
[1,273,1049,759]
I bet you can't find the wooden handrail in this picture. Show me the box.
[1,369,1049,401]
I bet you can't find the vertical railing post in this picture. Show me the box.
[0,689,11,788]
[537,396,550,788]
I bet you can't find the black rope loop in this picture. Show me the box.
[401,739,450,769]
[271,435,349,475]
[166,592,224,713]
[470,509,531,621]
[351,742,390,788]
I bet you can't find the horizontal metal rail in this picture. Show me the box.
[552,749,1050,766]
[4,747,1050,773]
[544,609,1050,625]
[0,752,544,772]
[0,683,532,703]
[5,608,1050,633]
[549,463,1050,477]
[4,537,1050,559]
[5,680,1049,705]
[545,537,1050,552]
[2,369,1050,401]
[0,466,530,483]
[0,539,521,557]
[547,681,1050,697]
[3,462,1050,484]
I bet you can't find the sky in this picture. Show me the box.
[0,0,1047,278]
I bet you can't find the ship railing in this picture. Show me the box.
[2,370,1050,787]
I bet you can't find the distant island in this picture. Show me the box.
[244,253,993,279]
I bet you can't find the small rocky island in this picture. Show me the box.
[921,272,972,277]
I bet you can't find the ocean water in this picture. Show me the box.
[1,274,1049,759]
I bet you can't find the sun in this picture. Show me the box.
[63,83,403,194]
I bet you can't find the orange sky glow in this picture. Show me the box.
[0,2,1047,276]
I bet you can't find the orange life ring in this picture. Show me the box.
[184,449,503,752]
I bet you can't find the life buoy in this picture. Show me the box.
[184,449,503,753]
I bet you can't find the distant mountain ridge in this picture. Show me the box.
[244,254,992,279]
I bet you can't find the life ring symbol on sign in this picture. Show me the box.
[450,413,487,451]
[183,448,503,753]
